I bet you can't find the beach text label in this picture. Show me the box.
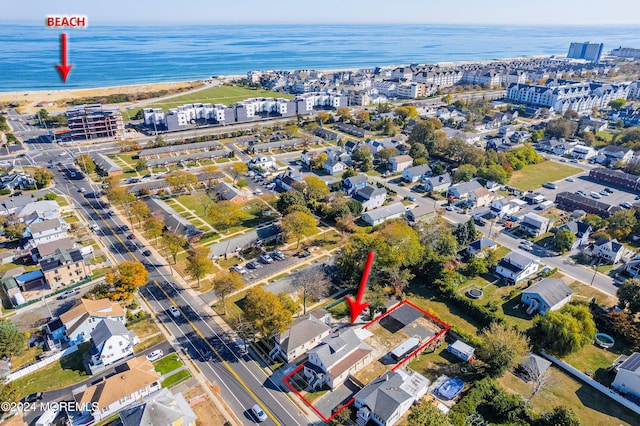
[46,15,88,28]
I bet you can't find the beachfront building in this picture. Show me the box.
[66,104,124,141]
[567,41,604,62]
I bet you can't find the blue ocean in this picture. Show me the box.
[1,24,640,92]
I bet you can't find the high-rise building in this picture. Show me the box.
[567,42,604,63]
[66,104,124,140]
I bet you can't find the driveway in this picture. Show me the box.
[313,379,362,419]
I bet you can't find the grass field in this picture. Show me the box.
[161,369,192,388]
[508,161,582,191]
[130,85,294,117]
[153,353,183,375]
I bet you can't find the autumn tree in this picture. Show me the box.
[407,398,450,426]
[478,322,530,377]
[212,271,244,315]
[4,222,25,241]
[386,265,414,296]
[292,267,330,314]
[207,200,246,231]
[531,304,596,356]
[394,105,418,122]
[130,200,150,227]
[105,186,135,207]
[166,170,197,192]
[276,190,308,214]
[162,231,187,265]
[554,228,576,253]
[378,147,399,168]
[355,110,370,123]
[295,175,330,204]
[453,164,477,182]
[316,112,331,124]
[618,279,640,314]
[606,209,637,240]
[230,162,249,183]
[143,216,165,244]
[336,107,352,122]
[0,379,17,414]
[32,167,55,189]
[243,287,293,340]
[106,260,148,300]
[75,154,96,174]
[309,152,328,171]
[281,211,317,248]
[351,145,373,172]
[0,319,26,358]
[608,98,627,111]
[185,246,214,288]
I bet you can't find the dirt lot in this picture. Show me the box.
[183,384,231,426]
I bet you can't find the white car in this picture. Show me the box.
[251,404,268,422]
[590,191,602,199]
[146,350,164,362]
[565,177,575,182]
[57,288,80,300]
[254,189,263,195]
[231,265,248,275]
[90,223,100,231]
[169,306,181,317]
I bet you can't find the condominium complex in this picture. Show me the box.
[567,41,604,63]
[506,80,631,114]
[66,104,124,141]
[610,47,640,59]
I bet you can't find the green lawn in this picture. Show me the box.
[212,287,253,317]
[562,343,627,387]
[161,369,192,388]
[153,353,183,375]
[508,161,582,191]
[13,343,91,399]
[130,86,294,117]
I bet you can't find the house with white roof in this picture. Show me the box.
[495,251,539,284]
[353,185,387,211]
[88,319,139,373]
[491,197,521,217]
[353,370,430,426]
[304,328,373,389]
[362,203,406,226]
[270,310,332,363]
[521,278,573,315]
[15,200,61,224]
[119,388,197,426]
[248,155,276,171]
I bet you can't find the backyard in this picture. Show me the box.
[508,161,582,191]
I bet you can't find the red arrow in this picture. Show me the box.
[346,251,375,324]
[55,33,73,83]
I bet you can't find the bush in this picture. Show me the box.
[0,189,10,195]
[126,311,150,325]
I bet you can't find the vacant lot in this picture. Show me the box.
[508,161,582,191]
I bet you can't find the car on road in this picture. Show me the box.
[408,196,416,202]
[22,392,44,403]
[121,225,130,232]
[254,188,263,195]
[576,190,586,196]
[142,249,152,256]
[272,250,286,261]
[108,210,115,216]
[57,288,80,300]
[297,249,311,258]
[128,234,136,239]
[246,260,262,269]
[259,253,274,264]
[590,191,601,199]
[251,404,268,422]
[146,350,163,362]
[78,187,86,193]
[70,172,77,178]
[565,177,575,182]
[169,306,181,317]
[570,159,579,163]
[90,223,100,231]
[230,264,248,275]
[474,218,487,226]
[604,188,614,194]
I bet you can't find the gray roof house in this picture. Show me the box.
[423,173,452,192]
[146,197,204,243]
[353,185,387,211]
[593,237,625,264]
[467,238,497,257]
[405,205,436,224]
[519,213,552,237]
[119,388,197,426]
[557,220,592,249]
[448,180,483,199]
[353,370,430,426]
[270,311,332,362]
[362,203,406,226]
[612,352,640,400]
[323,157,346,175]
[402,164,431,183]
[495,251,539,283]
[89,153,123,176]
[209,223,280,259]
[213,182,248,202]
[88,319,138,373]
[521,278,573,315]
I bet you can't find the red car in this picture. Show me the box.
[128,234,136,239]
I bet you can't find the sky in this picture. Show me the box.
[4,0,640,25]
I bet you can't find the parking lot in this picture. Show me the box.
[535,174,638,209]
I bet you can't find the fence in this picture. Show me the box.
[7,344,78,382]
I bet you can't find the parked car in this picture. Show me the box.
[272,250,286,261]
[146,350,163,362]
[259,253,274,264]
[599,190,609,196]
[128,234,136,239]
[254,189,263,195]
[121,225,130,232]
[230,264,248,275]
[251,405,268,422]
[169,305,181,317]
[78,187,87,193]
[246,260,262,269]
[576,190,586,196]
[590,191,601,199]
[620,201,633,209]
[297,249,311,258]
[108,210,115,216]
[542,182,558,190]
[565,177,575,182]
[570,159,579,163]
[22,392,44,403]
[57,288,80,300]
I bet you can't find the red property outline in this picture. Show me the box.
[282,300,451,423]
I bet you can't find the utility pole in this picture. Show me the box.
[590,257,601,286]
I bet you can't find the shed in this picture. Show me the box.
[390,337,420,362]
[447,340,475,362]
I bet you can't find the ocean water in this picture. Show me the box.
[1,24,640,92]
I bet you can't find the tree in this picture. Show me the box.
[316,112,331,124]
[478,322,530,377]
[75,154,96,174]
[130,200,150,227]
[309,152,328,171]
[554,228,576,254]
[0,318,26,358]
[351,145,373,172]
[0,378,17,415]
[32,167,55,189]
[355,110,370,123]
[207,200,246,231]
[365,285,388,318]
[531,304,596,356]
[212,271,244,315]
[546,118,576,139]
[336,107,352,122]
[407,398,450,426]
[441,93,454,105]
[284,123,299,137]
[539,406,581,426]
[4,222,25,241]
[185,246,214,288]
[617,279,640,314]
[465,256,488,277]
[342,167,357,180]
[133,158,148,171]
[386,265,414,296]
[378,147,399,167]
[230,162,249,183]
[607,209,637,240]
[162,231,187,265]
[608,98,627,111]
[165,171,197,192]
[453,164,477,182]
[582,213,606,231]
[276,190,307,214]
[409,143,428,161]
[478,163,509,184]
[281,211,317,248]
[292,267,330,314]
[243,287,293,339]
[106,260,148,300]
[301,175,330,203]
[143,216,164,244]
[105,186,134,206]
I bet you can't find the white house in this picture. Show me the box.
[88,319,139,372]
[353,185,387,211]
[354,370,430,426]
[23,218,68,249]
[46,298,126,348]
[448,180,483,199]
[521,278,573,315]
[495,252,539,284]
[248,155,276,171]
[119,388,197,426]
[423,173,451,192]
[572,144,596,159]
[556,220,592,249]
[491,198,521,217]
[269,310,331,363]
[388,155,413,173]
[304,329,373,389]
[74,357,161,422]
[600,145,634,165]
[16,200,61,224]
[612,352,640,400]
[362,203,406,226]
[519,213,552,237]
[323,157,345,175]
[593,238,625,264]
[402,164,432,183]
